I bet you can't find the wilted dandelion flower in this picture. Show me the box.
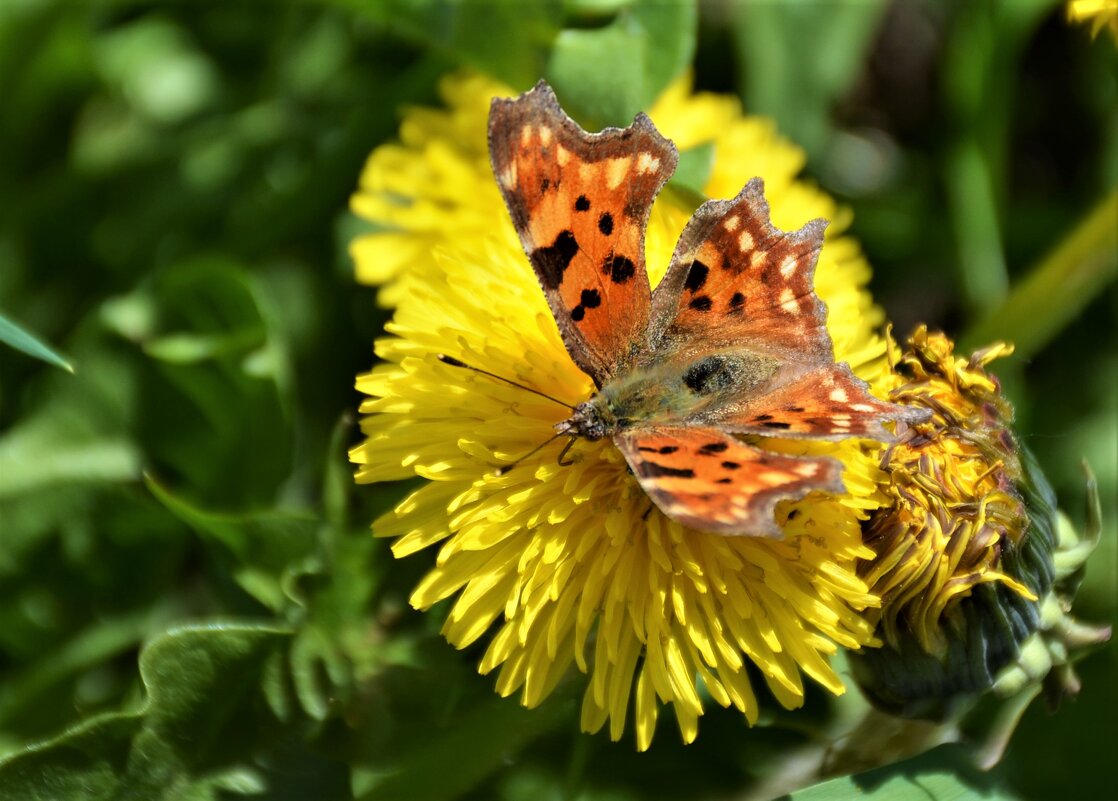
[351,74,906,748]
[863,328,1035,656]
[851,327,1110,719]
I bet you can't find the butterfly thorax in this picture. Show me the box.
[557,350,781,440]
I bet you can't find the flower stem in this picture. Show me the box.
[961,192,1118,358]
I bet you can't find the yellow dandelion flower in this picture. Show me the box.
[1067,0,1118,40]
[351,74,902,748]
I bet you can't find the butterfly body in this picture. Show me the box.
[488,82,928,536]
[557,348,781,440]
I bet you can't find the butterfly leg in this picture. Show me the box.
[557,436,578,467]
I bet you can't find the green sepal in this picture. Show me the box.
[850,444,1058,720]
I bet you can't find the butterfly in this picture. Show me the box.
[486,81,927,537]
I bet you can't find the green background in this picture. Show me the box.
[0,1,1114,799]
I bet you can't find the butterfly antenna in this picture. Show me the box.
[438,354,575,410]
[494,432,574,476]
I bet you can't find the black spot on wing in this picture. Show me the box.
[598,212,614,236]
[531,230,579,289]
[721,461,740,470]
[570,288,602,322]
[683,260,709,293]
[716,477,733,484]
[603,254,635,284]
[575,195,590,211]
[688,295,712,312]
[698,441,729,455]
[761,421,791,430]
[728,292,746,314]
[638,462,695,479]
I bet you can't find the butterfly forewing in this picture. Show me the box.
[614,427,844,537]
[647,178,830,359]
[488,82,678,385]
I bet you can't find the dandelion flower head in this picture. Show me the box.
[351,73,908,748]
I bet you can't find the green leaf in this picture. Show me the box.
[793,774,1015,801]
[669,142,714,197]
[790,746,1022,801]
[962,192,1118,358]
[940,0,1063,316]
[732,0,888,160]
[0,310,73,372]
[0,624,297,801]
[143,328,266,364]
[0,608,170,733]
[145,476,318,613]
[547,0,697,126]
[353,695,573,801]
[0,436,140,499]
[117,258,296,507]
[343,0,564,89]
[0,324,143,499]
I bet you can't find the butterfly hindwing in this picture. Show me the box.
[614,427,844,537]
[488,82,678,386]
[703,362,931,440]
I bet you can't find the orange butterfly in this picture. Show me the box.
[485,81,926,537]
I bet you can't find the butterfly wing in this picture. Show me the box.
[489,81,678,386]
[695,361,930,439]
[614,427,843,537]
[648,178,830,358]
[647,177,926,441]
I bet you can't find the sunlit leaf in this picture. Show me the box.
[547,0,697,126]
[791,746,1022,800]
[0,311,73,373]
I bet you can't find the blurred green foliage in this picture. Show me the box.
[0,1,1113,799]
